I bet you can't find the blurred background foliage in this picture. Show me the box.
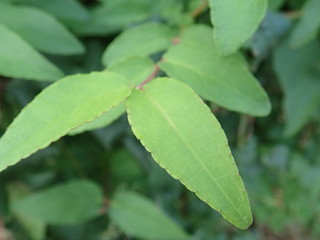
[0,0,320,239]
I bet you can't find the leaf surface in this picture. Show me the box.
[102,22,175,65]
[289,0,320,47]
[0,2,84,55]
[69,56,155,135]
[109,191,189,239]
[0,24,63,81]
[160,25,270,116]
[209,0,267,55]
[12,180,103,225]
[127,78,252,229]
[273,38,320,136]
[0,71,131,171]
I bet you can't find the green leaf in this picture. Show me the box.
[209,0,267,55]
[0,71,131,171]
[102,22,175,66]
[159,25,271,116]
[69,56,155,135]
[30,0,89,24]
[109,191,189,239]
[0,2,84,55]
[127,78,252,229]
[75,0,150,36]
[273,38,320,136]
[0,24,63,81]
[68,104,126,135]
[289,0,320,48]
[7,183,46,240]
[12,180,103,225]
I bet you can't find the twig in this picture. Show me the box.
[191,0,209,18]
[136,64,160,90]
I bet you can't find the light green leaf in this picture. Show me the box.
[109,191,189,239]
[289,0,320,48]
[69,56,155,135]
[273,38,320,136]
[0,24,63,81]
[68,104,126,135]
[127,78,252,229]
[159,25,271,116]
[209,0,267,55]
[108,56,156,86]
[12,180,103,225]
[0,2,84,55]
[102,22,175,66]
[0,71,132,171]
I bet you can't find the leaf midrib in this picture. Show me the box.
[143,90,247,224]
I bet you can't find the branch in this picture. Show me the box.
[191,0,209,19]
[136,64,160,90]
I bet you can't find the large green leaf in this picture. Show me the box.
[109,191,189,239]
[12,180,103,225]
[159,25,270,116]
[273,38,320,136]
[102,22,175,66]
[289,0,320,48]
[69,56,155,135]
[0,71,131,171]
[127,78,252,229]
[0,24,63,81]
[0,2,84,55]
[209,0,267,55]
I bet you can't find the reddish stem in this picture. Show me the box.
[136,64,160,90]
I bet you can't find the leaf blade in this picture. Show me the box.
[0,2,84,55]
[126,78,252,229]
[0,71,131,171]
[209,0,267,55]
[109,191,189,240]
[159,25,271,116]
[0,24,63,81]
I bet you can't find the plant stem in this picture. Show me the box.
[191,0,209,18]
[136,64,160,90]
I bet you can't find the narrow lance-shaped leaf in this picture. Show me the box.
[12,180,103,225]
[0,71,132,172]
[109,191,189,240]
[160,25,271,117]
[209,0,267,55]
[0,2,84,55]
[0,24,63,81]
[127,78,252,229]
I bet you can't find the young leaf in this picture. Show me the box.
[289,0,320,48]
[127,78,252,229]
[109,191,189,239]
[12,180,103,225]
[273,38,320,136]
[209,0,267,55]
[0,2,84,55]
[102,22,175,65]
[0,24,63,81]
[159,25,271,117]
[0,71,131,172]
[69,56,155,135]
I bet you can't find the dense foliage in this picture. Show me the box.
[0,0,319,239]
